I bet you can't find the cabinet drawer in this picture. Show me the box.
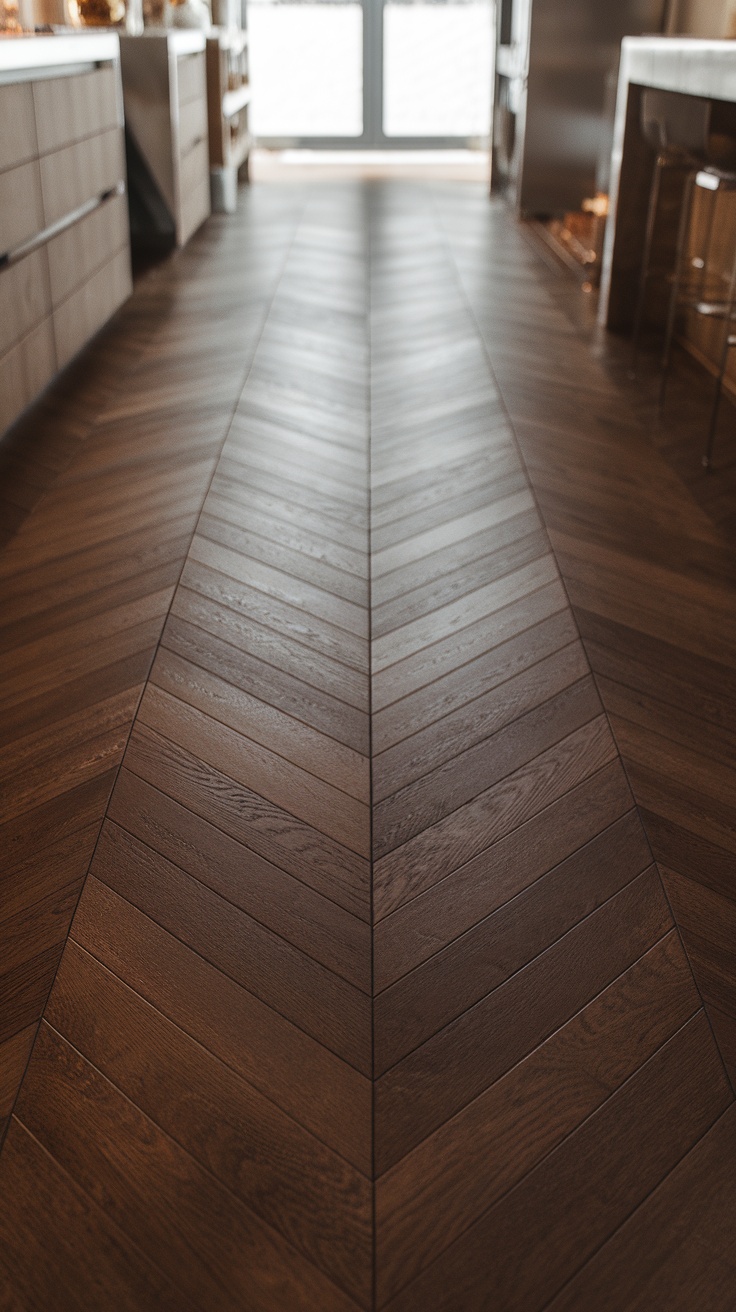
[0,316,56,436]
[0,248,52,358]
[40,127,125,228]
[179,135,209,200]
[46,191,129,308]
[0,159,44,256]
[179,94,208,158]
[54,246,131,370]
[33,66,121,157]
[176,51,206,108]
[0,84,38,173]
[179,177,210,247]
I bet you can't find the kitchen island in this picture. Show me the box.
[0,33,131,436]
[600,36,736,330]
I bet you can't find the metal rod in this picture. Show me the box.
[659,166,695,410]
[631,154,663,377]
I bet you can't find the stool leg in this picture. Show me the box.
[659,169,696,411]
[704,240,736,468]
[697,182,718,305]
[631,155,663,377]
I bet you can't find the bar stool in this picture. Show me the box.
[659,159,736,467]
[631,89,736,466]
[630,89,711,374]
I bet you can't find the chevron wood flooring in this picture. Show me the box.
[434,190,736,1090]
[1,180,736,1310]
[0,188,305,1153]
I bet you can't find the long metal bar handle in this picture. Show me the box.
[704,235,736,468]
[659,167,696,411]
[630,154,663,378]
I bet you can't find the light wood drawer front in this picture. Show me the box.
[46,192,129,309]
[0,248,52,357]
[179,177,210,247]
[40,128,125,228]
[0,159,44,255]
[0,316,56,436]
[54,246,131,370]
[179,95,208,158]
[179,136,209,202]
[0,84,38,173]
[177,52,206,108]
[33,67,121,156]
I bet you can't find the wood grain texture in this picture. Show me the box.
[0,186,305,1136]
[438,186,736,1102]
[1,180,735,1311]
[368,183,735,1309]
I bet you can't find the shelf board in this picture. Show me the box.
[222,84,251,118]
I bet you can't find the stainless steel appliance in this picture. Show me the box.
[492,0,669,216]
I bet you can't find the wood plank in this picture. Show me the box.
[371,554,557,675]
[375,868,673,1170]
[372,579,569,714]
[545,1104,736,1312]
[373,639,589,802]
[138,679,370,849]
[374,818,653,1071]
[172,581,369,712]
[374,676,602,857]
[0,1119,197,1312]
[89,821,371,1072]
[0,1025,36,1120]
[374,766,637,991]
[125,722,370,919]
[71,877,372,1172]
[376,931,700,1303]
[107,770,369,989]
[374,714,617,919]
[198,510,368,604]
[47,942,372,1304]
[15,1024,360,1312]
[162,612,369,752]
[383,1013,730,1312]
[372,607,578,752]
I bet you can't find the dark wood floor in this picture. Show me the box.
[0,187,306,1147]
[1,179,736,1310]
[436,191,736,1086]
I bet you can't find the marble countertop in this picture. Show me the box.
[0,31,120,76]
[119,29,206,53]
[619,35,736,102]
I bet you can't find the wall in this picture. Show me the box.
[670,0,736,36]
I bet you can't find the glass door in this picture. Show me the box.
[248,0,492,147]
[382,0,493,143]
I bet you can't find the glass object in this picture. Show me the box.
[142,0,165,25]
[0,0,23,27]
[247,0,363,138]
[383,0,492,138]
[166,0,211,26]
[76,0,126,22]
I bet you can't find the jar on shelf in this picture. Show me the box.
[72,0,141,29]
[165,0,210,28]
[74,0,125,23]
[0,0,23,30]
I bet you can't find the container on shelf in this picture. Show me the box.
[165,0,210,29]
[0,0,23,32]
[75,0,125,25]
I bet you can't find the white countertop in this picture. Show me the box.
[620,35,736,102]
[120,29,207,54]
[0,32,120,76]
